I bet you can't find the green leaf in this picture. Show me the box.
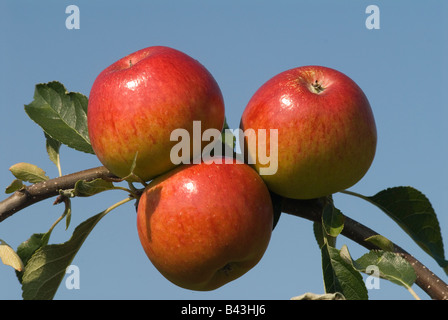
[355,250,416,289]
[15,233,46,283]
[73,178,116,197]
[9,162,49,183]
[5,179,25,194]
[321,201,345,238]
[24,81,94,154]
[16,199,73,284]
[0,239,24,272]
[364,235,395,252]
[321,243,368,300]
[313,222,336,249]
[21,211,108,300]
[345,187,448,274]
[45,133,62,175]
[20,197,131,300]
[16,234,47,266]
[45,133,61,166]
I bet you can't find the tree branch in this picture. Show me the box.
[0,166,117,223]
[282,197,448,300]
[0,166,447,299]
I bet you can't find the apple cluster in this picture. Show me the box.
[87,46,376,291]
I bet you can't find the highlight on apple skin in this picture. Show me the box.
[136,157,274,291]
[87,46,225,182]
[240,65,377,200]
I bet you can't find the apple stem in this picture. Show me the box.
[129,59,133,67]
[312,80,325,93]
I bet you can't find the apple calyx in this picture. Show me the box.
[311,79,325,94]
[218,263,234,276]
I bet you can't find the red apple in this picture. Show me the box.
[240,66,377,199]
[136,157,273,291]
[87,46,225,182]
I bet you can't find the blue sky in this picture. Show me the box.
[0,1,447,300]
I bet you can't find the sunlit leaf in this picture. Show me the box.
[24,81,94,154]
[9,162,49,183]
[5,179,25,194]
[0,239,24,272]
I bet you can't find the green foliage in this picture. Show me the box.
[343,188,448,274]
[354,250,416,289]
[45,133,62,175]
[5,179,25,194]
[321,243,368,300]
[315,200,418,300]
[73,179,116,197]
[16,198,130,300]
[314,185,448,299]
[364,235,395,252]
[15,233,46,283]
[369,187,448,273]
[9,162,49,183]
[20,209,110,299]
[24,81,94,154]
[321,198,345,238]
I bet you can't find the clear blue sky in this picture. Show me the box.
[0,1,447,300]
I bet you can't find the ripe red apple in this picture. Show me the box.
[136,158,274,291]
[87,46,225,182]
[240,66,377,199]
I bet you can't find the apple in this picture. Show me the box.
[136,157,274,291]
[240,66,377,199]
[87,46,225,182]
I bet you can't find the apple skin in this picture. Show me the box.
[87,46,225,182]
[136,158,274,291]
[240,66,377,199]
